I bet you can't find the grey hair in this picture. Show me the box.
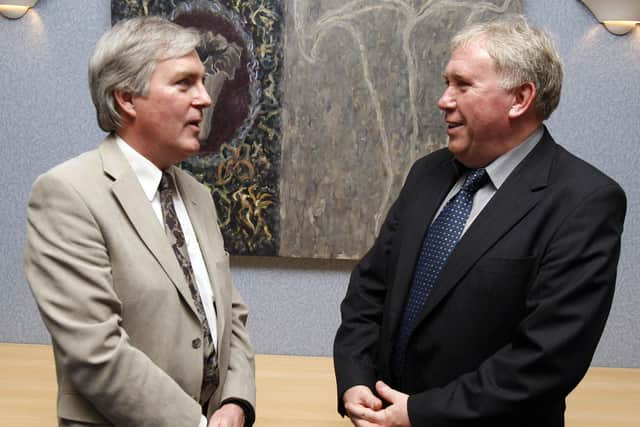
[88,16,202,132]
[451,15,563,120]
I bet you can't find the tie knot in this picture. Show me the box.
[460,168,487,194]
[159,172,172,193]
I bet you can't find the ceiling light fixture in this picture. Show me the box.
[0,0,38,19]
[581,0,640,35]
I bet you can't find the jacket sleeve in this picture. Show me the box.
[24,172,202,427]
[408,182,627,425]
[201,182,256,426]
[333,162,418,415]
[217,284,256,426]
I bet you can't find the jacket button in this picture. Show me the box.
[192,338,202,349]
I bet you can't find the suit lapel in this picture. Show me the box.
[413,133,555,328]
[173,167,226,347]
[383,157,460,350]
[99,138,198,317]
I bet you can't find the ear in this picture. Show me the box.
[508,81,536,119]
[113,89,136,121]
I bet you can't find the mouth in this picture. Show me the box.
[186,118,202,131]
[445,120,464,134]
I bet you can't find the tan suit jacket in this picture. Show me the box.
[24,136,255,426]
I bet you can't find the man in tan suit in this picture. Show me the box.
[24,17,255,427]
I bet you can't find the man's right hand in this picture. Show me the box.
[343,385,383,427]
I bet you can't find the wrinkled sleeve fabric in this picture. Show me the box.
[217,286,256,427]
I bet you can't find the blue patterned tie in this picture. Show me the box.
[392,168,487,380]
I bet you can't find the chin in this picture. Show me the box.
[183,139,201,154]
[447,139,468,155]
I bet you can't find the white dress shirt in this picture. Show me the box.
[115,137,216,427]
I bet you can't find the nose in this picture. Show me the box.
[194,78,212,108]
[437,86,455,111]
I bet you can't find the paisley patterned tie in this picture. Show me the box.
[158,172,219,402]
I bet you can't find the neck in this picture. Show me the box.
[455,120,542,169]
[509,118,542,147]
[116,128,172,170]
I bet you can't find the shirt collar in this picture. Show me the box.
[484,125,544,190]
[115,135,163,202]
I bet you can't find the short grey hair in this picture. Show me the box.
[451,15,563,120]
[88,16,202,132]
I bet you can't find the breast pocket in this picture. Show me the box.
[463,256,538,337]
[471,256,537,302]
[475,256,536,294]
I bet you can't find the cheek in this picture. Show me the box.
[159,109,185,128]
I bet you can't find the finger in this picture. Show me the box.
[345,401,366,418]
[346,385,381,409]
[349,407,383,427]
[346,403,380,423]
[367,392,383,410]
[360,406,387,425]
[353,417,382,427]
[356,387,382,410]
[375,380,398,402]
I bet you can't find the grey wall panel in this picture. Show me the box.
[0,0,110,344]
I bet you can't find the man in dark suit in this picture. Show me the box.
[334,15,626,427]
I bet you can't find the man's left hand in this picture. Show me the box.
[359,381,411,427]
[208,402,245,427]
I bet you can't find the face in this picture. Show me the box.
[438,40,516,168]
[129,50,211,169]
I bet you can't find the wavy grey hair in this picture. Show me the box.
[451,15,563,120]
[89,16,201,132]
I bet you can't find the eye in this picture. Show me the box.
[175,76,197,89]
[452,78,471,92]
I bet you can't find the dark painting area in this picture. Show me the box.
[112,0,282,256]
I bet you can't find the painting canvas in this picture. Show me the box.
[112,0,523,259]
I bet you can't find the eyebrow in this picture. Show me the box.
[447,72,471,83]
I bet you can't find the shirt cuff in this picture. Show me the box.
[199,414,208,427]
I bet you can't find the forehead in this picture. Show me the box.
[153,50,205,77]
[444,41,498,78]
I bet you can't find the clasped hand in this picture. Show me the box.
[343,381,410,427]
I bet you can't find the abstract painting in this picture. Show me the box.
[112,0,523,258]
